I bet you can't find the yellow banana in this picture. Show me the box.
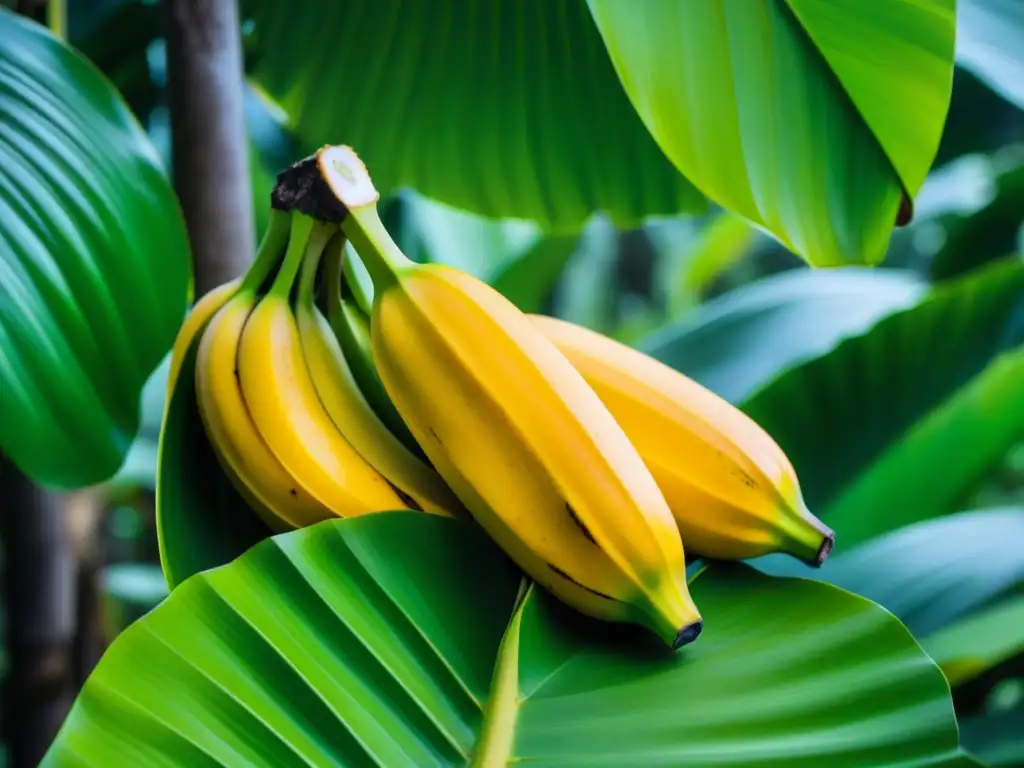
[165,277,241,399]
[297,236,466,518]
[238,212,405,517]
[194,211,334,531]
[325,237,425,458]
[530,314,835,566]
[322,146,701,648]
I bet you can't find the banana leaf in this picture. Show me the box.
[744,258,1024,536]
[0,9,190,489]
[46,512,976,766]
[243,0,705,231]
[588,0,955,267]
[755,508,1024,638]
[642,267,925,404]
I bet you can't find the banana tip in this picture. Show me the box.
[813,532,836,567]
[672,620,703,650]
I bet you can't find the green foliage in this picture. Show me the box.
[243,0,706,231]
[643,267,925,404]
[760,509,1024,638]
[0,9,190,489]
[45,513,972,767]
[743,259,1024,530]
[5,1,1024,764]
[588,0,956,267]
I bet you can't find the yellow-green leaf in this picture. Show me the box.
[587,0,956,266]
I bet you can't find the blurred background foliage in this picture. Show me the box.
[1,0,1023,765]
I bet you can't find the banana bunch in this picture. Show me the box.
[169,144,835,650]
[168,204,466,534]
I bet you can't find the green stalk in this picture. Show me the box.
[297,226,331,310]
[341,204,413,294]
[238,207,291,296]
[324,234,345,321]
[315,145,414,294]
[267,213,333,300]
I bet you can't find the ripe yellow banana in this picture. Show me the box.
[165,277,241,399]
[530,314,835,565]
[322,146,701,648]
[238,212,404,517]
[324,238,424,459]
[296,233,465,518]
[194,211,334,531]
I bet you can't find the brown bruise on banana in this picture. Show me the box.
[565,502,598,545]
[546,563,619,603]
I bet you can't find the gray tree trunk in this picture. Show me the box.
[162,0,255,296]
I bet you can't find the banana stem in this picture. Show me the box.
[297,228,326,309]
[315,145,412,296]
[324,233,345,318]
[341,205,410,295]
[268,213,333,300]
[239,208,291,295]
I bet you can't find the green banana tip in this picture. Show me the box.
[672,619,704,650]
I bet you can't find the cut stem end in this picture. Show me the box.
[673,620,704,650]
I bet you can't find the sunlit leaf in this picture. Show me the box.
[588,0,956,266]
[46,513,971,767]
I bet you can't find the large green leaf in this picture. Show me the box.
[824,347,1024,544]
[243,0,705,231]
[0,9,191,489]
[956,0,1024,109]
[587,0,956,267]
[155,308,272,589]
[922,595,1024,687]
[46,512,973,766]
[756,509,1024,637]
[743,258,1024,524]
[642,267,925,404]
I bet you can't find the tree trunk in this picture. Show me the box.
[162,0,255,296]
[0,463,77,768]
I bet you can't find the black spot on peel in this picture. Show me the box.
[732,468,758,490]
[547,563,618,602]
[566,503,597,544]
[289,489,297,496]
